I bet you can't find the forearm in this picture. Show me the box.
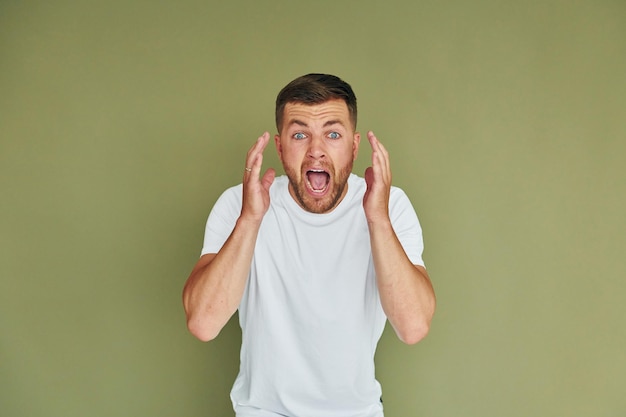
[369,219,436,345]
[183,215,262,341]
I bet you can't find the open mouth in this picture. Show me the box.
[306,169,330,194]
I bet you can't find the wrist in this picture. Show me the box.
[237,211,265,228]
[366,214,392,231]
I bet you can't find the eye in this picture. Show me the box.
[328,131,340,139]
[293,132,306,140]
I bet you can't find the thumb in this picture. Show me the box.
[364,167,374,188]
[261,168,276,191]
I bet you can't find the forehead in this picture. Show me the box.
[282,99,352,128]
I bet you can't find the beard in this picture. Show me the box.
[284,162,353,214]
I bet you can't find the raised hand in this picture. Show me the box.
[241,132,276,222]
[363,131,392,223]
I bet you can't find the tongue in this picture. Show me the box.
[308,172,328,190]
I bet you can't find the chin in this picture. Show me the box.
[302,199,336,214]
[299,184,346,214]
[286,164,351,214]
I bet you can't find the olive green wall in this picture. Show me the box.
[1,1,624,416]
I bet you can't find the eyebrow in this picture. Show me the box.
[287,119,346,129]
[323,120,345,128]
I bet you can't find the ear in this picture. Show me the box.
[352,132,361,161]
[274,134,283,161]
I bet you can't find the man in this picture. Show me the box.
[183,73,436,417]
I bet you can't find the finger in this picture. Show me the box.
[245,132,270,178]
[367,131,379,167]
[367,131,390,184]
[375,136,391,184]
[366,131,381,184]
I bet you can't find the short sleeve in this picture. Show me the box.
[388,187,426,267]
[200,184,243,256]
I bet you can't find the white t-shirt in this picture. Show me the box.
[202,174,425,417]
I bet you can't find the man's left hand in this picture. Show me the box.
[363,131,392,223]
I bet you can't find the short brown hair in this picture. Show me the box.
[275,73,357,133]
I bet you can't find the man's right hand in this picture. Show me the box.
[241,132,276,222]
[183,132,276,342]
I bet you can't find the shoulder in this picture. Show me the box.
[269,175,289,193]
[347,173,366,196]
[213,183,243,210]
[388,186,421,229]
[389,185,412,206]
[268,175,290,205]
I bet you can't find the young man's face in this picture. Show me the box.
[275,99,360,214]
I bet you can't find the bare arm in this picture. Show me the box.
[363,131,436,345]
[182,133,275,341]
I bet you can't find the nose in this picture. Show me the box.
[307,135,326,159]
